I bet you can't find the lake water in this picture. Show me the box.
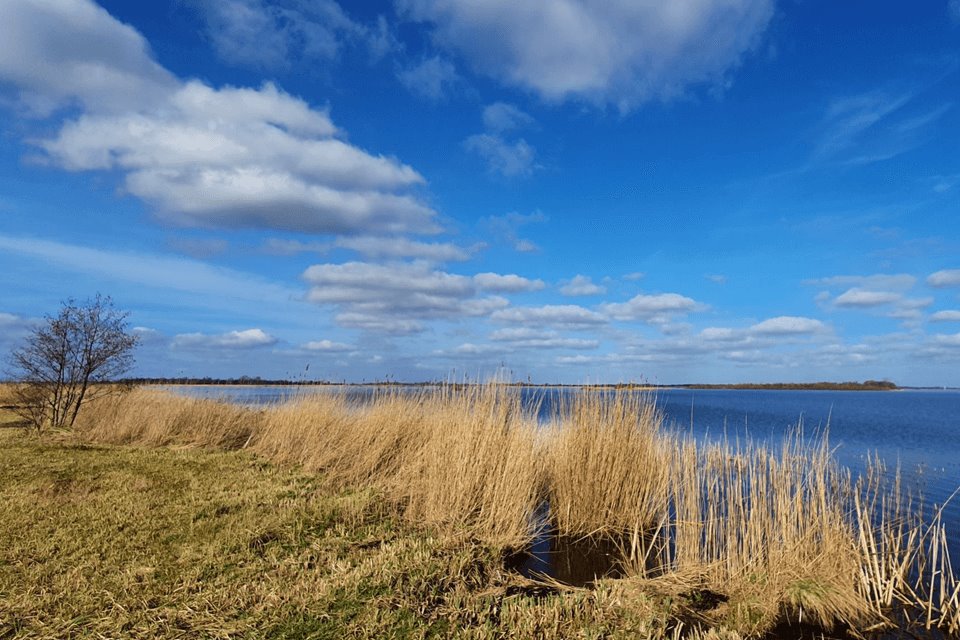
[164,385,960,543]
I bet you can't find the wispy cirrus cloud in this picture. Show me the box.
[482,102,535,133]
[0,233,299,310]
[337,236,475,262]
[260,235,477,262]
[465,101,539,178]
[814,91,914,160]
[193,0,372,70]
[479,211,546,253]
[812,86,952,166]
[464,133,538,178]
[396,56,462,100]
[806,273,917,291]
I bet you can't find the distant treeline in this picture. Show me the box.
[119,377,898,391]
[670,380,898,391]
[122,376,443,387]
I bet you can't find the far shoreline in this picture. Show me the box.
[115,378,951,392]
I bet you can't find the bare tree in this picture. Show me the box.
[8,295,139,432]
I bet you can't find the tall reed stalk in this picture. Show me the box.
[397,384,544,546]
[547,390,668,537]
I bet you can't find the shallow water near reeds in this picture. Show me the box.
[505,501,630,586]
[165,384,960,566]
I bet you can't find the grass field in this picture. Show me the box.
[1,385,957,638]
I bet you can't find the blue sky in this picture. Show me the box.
[1,0,959,385]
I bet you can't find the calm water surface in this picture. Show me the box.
[166,385,960,540]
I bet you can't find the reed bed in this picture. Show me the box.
[75,388,258,449]
[548,390,669,536]
[648,431,871,633]
[397,385,543,546]
[70,385,958,637]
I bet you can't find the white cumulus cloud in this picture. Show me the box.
[336,236,474,262]
[302,339,352,352]
[489,327,598,350]
[302,261,510,334]
[834,288,902,307]
[0,0,439,236]
[928,269,960,288]
[474,272,545,293]
[931,310,960,322]
[491,304,606,329]
[173,328,277,349]
[559,275,606,296]
[602,293,701,322]
[399,0,774,109]
[0,0,177,115]
[933,333,960,348]
[749,316,826,335]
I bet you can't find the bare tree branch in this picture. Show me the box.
[6,295,139,432]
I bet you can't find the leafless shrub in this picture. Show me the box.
[7,294,138,432]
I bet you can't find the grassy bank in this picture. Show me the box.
[0,428,738,640]
[3,386,958,637]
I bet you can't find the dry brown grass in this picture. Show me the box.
[68,384,959,637]
[0,382,17,405]
[75,388,258,449]
[0,383,24,427]
[248,391,354,470]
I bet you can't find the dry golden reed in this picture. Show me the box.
[76,388,257,449]
[547,390,668,537]
[396,384,543,546]
[652,430,870,632]
[71,384,959,636]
